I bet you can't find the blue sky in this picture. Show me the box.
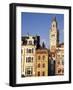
[21,12,64,48]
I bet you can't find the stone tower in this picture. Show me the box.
[50,17,59,52]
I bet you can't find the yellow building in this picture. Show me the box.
[36,43,48,76]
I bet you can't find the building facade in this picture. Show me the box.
[21,35,40,77]
[56,43,64,75]
[36,45,48,76]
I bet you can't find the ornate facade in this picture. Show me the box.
[21,36,40,77]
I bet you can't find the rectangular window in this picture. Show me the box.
[25,67,33,76]
[38,71,40,76]
[42,71,45,76]
[28,49,32,53]
[27,48,34,53]
[51,34,55,37]
[38,63,40,68]
[43,55,45,60]
[26,57,33,62]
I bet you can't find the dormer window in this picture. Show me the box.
[29,41,32,45]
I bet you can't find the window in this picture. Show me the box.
[51,34,55,37]
[62,55,64,58]
[27,48,34,53]
[38,56,40,60]
[43,55,45,60]
[53,24,55,27]
[38,72,40,76]
[28,49,32,53]
[42,63,45,68]
[27,70,31,74]
[26,57,33,62]
[25,67,33,76]
[58,68,61,73]
[38,63,40,68]
[26,57,28,62]
[42,71,45,76]
[29,41,32,45]
[27,57,31,62]
[32,57,33,61]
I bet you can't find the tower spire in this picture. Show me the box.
[52,16,56,22]
[51,16,57,28]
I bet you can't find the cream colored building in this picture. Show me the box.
[21,36,37,77]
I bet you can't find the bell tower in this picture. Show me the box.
[50,17,59,52]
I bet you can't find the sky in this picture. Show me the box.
[21,12,64,48]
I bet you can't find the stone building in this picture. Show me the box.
[35,43,48,76]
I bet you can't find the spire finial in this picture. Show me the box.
[52,16,56,22]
